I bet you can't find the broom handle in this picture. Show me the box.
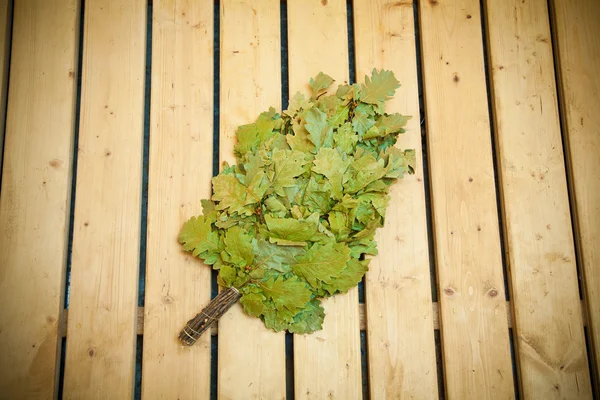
[178,286,242,346]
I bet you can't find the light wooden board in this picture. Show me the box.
[0,1,79,398]
[550,0,600,384]
[218,1,286,398]
[62,1,146,398]
[484,0,593,397]
[0,0,79,399]
[0,0,11,167]
[353,0,438,398]
[287,1,362,398]
[418,0,515,397]
[141,1,213,399]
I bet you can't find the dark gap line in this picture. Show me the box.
[0,0,13,191]
[546,0,598,387]
[508,329,521,400]
[58,1,85,394]
[584,327,599,399]
[134,4,152,398]
[478,1,521,396]
[280,3,295,399]
[57,337,67,399]
[64,0,86,310]
[285,333,295,400]
[414,1,445,398]
[478,0,511,303]
[360,331,369,400]
[138,1,152,309]
[280,0,289,111]
[211,2,220,400]
[210,335,218,400]
[134,335,144,400]
[433,330,445,400]
[211,0,220,302]
[346,0,356,85]
[413,0,438,305]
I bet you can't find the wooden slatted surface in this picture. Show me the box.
[63,1,146,398]
[551,0,600,384]
[484,0,592,397]
[141,1,213,399]
[418,0,515,397]
[0,1,79,398]
[287,1,362,398]
[0,1,598,398]
[353,0,439,398]
[218,1,286,398]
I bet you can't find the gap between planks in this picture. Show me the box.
[59,301,588,338]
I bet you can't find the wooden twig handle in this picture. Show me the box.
[178,286,242,346]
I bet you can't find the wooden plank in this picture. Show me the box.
[0,0,11,167]
[484,0,593,397]
[0,1,79,398]
[353,0,439,397]
[418,0,515,397]
[287,1,362,398]
[550,0,600,384]
[218,1,286,398]
[62,1,146,398]
[141,1,213,399]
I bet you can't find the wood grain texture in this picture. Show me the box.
[287,1,362,398]
[550,0,600,385]
[484,0,592,397]
[418,0,515,397]
[141,1,213,398]
[0,0,11,168]
[0,1,79,398]
[218,1,286,399]
[353,0,439,398]
[63,1,146,398]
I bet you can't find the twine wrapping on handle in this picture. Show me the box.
[178,286,242,346]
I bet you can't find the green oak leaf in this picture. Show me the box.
[223,226,254,267]
[304,108,333,150]
[178,215,220,257]
[309,72,335,98]
[360,68,400,112]
[292,241,351,289]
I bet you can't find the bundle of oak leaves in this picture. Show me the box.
[179,69,415,334]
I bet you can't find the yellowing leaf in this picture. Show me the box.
[269,148,308,196]
[360,69,400,111]
[309,72,335,97]
[305,108,333,150]
[212,173,249,214]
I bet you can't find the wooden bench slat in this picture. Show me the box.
[140,1,214,398]
[63,1,146,398]
[551,0,600,385]
[217,1,287,398]
[484,0,593,396]
[353,0,439,397]
[418,0,515,397]
[0,1,79,397]
[287,1,362,398]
